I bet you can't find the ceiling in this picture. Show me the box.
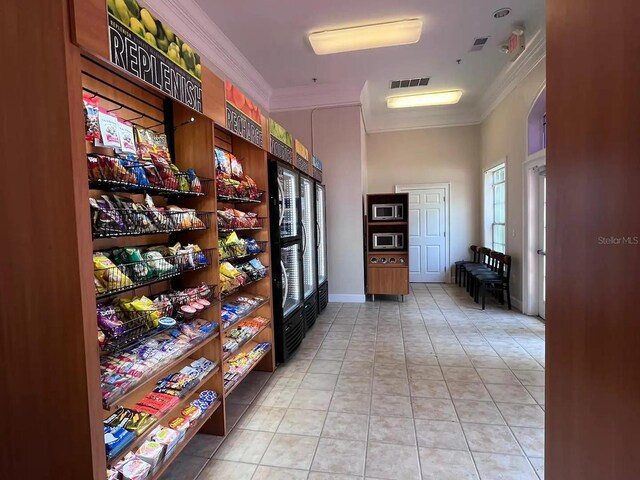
[193,0,545,131]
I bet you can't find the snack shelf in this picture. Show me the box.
[95,248,214,299]
[223,344,272,397]
[92,210,214,239]
[216,191,264,204]
[89,175,213,198]
[222,297,270,332]
[100,290,219,356]
[106,363,220,468]
[220,268,269,300]
[219,240,268,263]
[223,320,271,361]
[217,217,267,234]
[147,399,222,480]
[103,329,220,411]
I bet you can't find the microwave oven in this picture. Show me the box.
[371,203,403,221]
[372,232,404,250]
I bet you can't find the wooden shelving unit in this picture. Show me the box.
[365,193,410,299]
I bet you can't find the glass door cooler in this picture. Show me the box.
[300,174,318,330]
[269,160,305,363]
[315,182,328,312]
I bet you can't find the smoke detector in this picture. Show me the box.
[493,8,511,18]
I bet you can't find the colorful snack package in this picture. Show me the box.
[118,121,137,154]
[97,304,125,337]
[152,154,178,190]
[215,148,231,174]
[187,169,203,193]
[83,93,100,141]
[135,127,155,160]
[94,252,133,291]
[97,108,122,148]
[230,154,243,178]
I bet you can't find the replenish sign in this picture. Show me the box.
[225,81,263,148]
[269,119,293,164]
[107,0,203,112]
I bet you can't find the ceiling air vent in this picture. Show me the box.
[470,36,490,52]
[390,77,430,89]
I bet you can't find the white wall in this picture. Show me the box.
[272,106,366,302]
[481,60,546,308]
[366,126,483,272]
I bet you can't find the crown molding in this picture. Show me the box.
[365,108,481,133]
[270,83,363,112]
[477,28,546,120]
[146,0,272,109]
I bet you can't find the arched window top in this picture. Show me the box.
[528,86,546,156]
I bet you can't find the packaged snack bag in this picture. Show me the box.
[97,108,122,148]
[135,127,155,160]
[215,148,231,174]
[186,169,202,193]
[230,154,243,178]
[83,93,100,141]
[118,121,137,154]
[94,252,133,291]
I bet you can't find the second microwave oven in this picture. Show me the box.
[371,203,403,221]
[372,232,404,250]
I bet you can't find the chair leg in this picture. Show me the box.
[506,283,512,310]
[455,266,459,285]
[480,284,486,309]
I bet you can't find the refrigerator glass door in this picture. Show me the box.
[316,184,327,284]
[281,243,302,317]
[278,165,299,240]
[300,176,317,299]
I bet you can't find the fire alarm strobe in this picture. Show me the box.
[507,26,525,62]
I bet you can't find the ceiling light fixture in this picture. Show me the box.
[309,19,423,55]
[387,90,463,109]
[493,8,511,18]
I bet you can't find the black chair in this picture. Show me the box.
[454,245,479,286]
[473,253,512,310]
[463,247,492,293]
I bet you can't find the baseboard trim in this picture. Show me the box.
[328,294,366,303]
[510,296,523,312]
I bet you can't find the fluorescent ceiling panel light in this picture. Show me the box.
[309,19,422,55]
[387,90,463,108]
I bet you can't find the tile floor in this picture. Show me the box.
[161,283,545,480]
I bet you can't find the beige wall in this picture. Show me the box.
[481,60,546,308]
[272,106,366,301]
[366,126,483,271]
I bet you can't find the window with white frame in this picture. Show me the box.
[484,164,506,253]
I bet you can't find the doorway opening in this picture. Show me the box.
[395,183,450,283]
[523,85,547,318]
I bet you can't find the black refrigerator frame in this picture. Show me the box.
[300,171,318,330]
[268,157,305,363]
[315,181,329,313]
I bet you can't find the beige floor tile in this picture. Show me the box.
[497,403,545,428]
[329,391,371,414]
[300,373,339,391]
[242,406,287,433]
[529,456,545,479]
[453,400,505,425]
[408,378,449,398]
[476,368,521,385]
[311,438,367,476]
[251,465,308,480]
[485,384,537,404]
[371,394,413,417]
[469,355,509,369]
[260,433,319,469]
[501,356,544,371]
[290,389,333,411]
[309,359,343,374]
[442,367,483,383]
[341,361,374,376]
[159,453,207,480]
[277,408,327,436]
[472,452,538,480]
[322,412,369,441]
[198,460,257,480]
[213,429,273,463]
[462,423,522,455]
[180,433,224,459]
[411,397,457,421]
[415,419,468,450]
[254,388,297,408]
[365,441,421,480]
[369,415,416,445]
[447,381,492,401]
[525,385,545,407]
[418,447,479,480]
[336,374,372,394]
[513,370,545,386]
[512,427,544,458]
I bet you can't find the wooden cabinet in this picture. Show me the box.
[364,193,410,298]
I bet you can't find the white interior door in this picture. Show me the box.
[537,172,547,318]
[397,185,448,283]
